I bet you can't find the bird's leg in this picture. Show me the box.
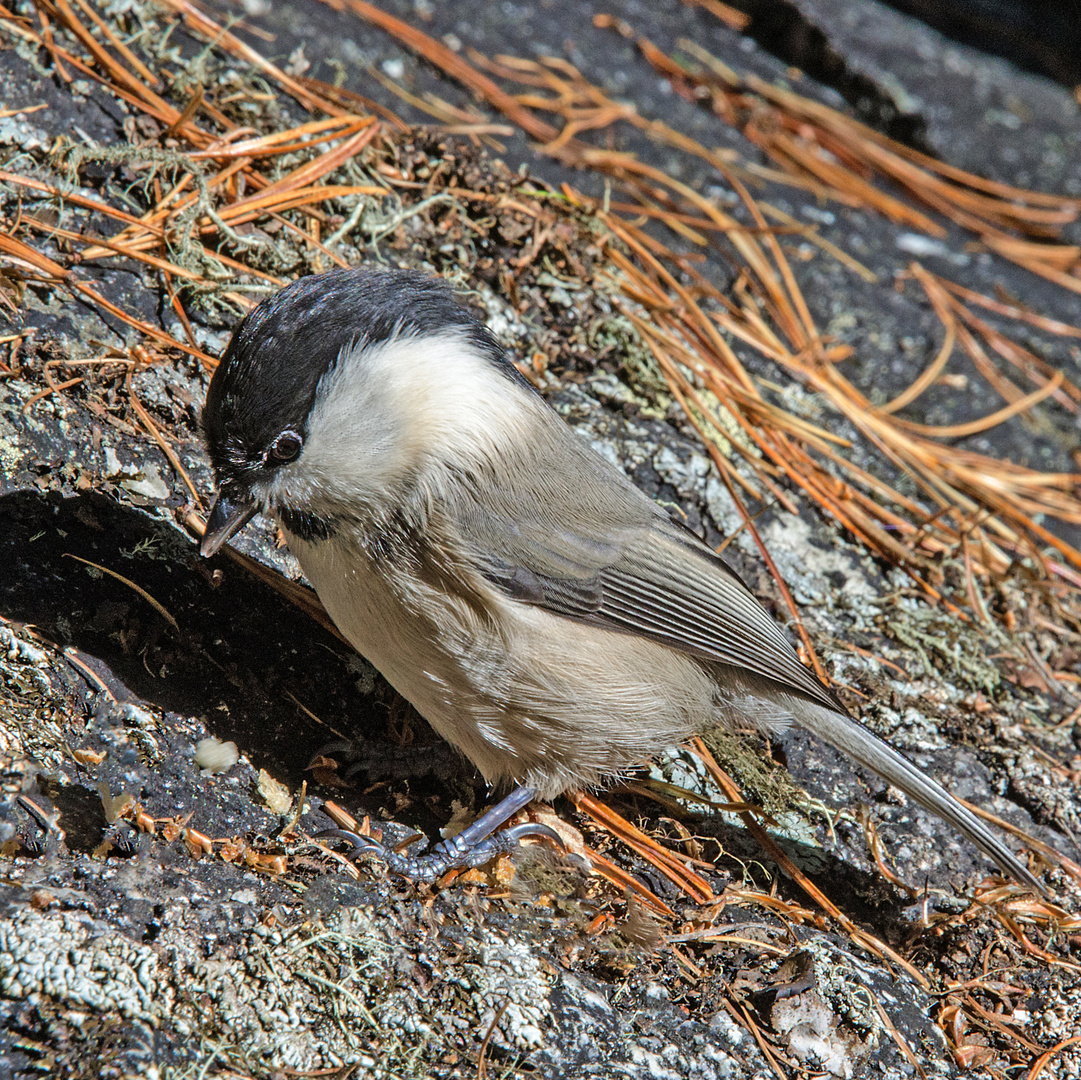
[317,785,563,883]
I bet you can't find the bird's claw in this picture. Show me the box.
[317,821,564,883]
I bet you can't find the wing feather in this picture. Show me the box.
[448,434,838,712]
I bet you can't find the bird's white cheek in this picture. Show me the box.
[291,435,407,509]
[257,466,339,516]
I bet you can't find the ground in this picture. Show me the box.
[1,0,1081,1077]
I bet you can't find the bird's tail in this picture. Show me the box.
[760,693,1043,893]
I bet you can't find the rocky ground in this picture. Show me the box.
[1,0,1081,1077]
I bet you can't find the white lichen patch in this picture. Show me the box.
[0,429,22,474]
[0,909,174,1021]
[651,443,751,547]
[0,625,48,667]
[122,462,171,501]
[772,990,865,1078]
[759,513,874,610]
[0,899,556,1074]
[457,930,550,1048]
[368,913,553,1052]
[764,942,888,1079]
[626,1040,741,1080]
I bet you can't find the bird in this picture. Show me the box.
[200,266,1040,891]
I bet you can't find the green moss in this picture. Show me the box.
[874,593,1002,696]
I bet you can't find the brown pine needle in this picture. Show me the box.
[581,847,677,917]
[890,370,1065,439]
[0,232,215,366]
[1028,1035,1081,1080]
[575,792,715,903]
[62,554,179,631]
[124,364,204,509]
[678,0,750,31]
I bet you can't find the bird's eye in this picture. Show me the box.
[268,431,303,464]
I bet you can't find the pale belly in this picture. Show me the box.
[286,532,469,723]
[283,528,719,796]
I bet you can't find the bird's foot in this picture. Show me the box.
[317,785,563,883]
[318,820,562,882]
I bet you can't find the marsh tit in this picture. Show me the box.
[200,267,1039,890]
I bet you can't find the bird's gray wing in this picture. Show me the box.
[450,436,839,714]
[479,516,839,713]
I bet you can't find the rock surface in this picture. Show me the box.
[1,0,1080,1076]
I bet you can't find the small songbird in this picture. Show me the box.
[200,267,1039,890]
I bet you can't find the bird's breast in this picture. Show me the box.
[279,523,723,797]
[281,527,497,719]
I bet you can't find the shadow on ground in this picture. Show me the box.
[0,489,469,799]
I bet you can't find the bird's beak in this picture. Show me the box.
[200,491,258,557]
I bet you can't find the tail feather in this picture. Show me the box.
[793,701,1042,893]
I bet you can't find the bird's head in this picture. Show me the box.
[200,267,518,555]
